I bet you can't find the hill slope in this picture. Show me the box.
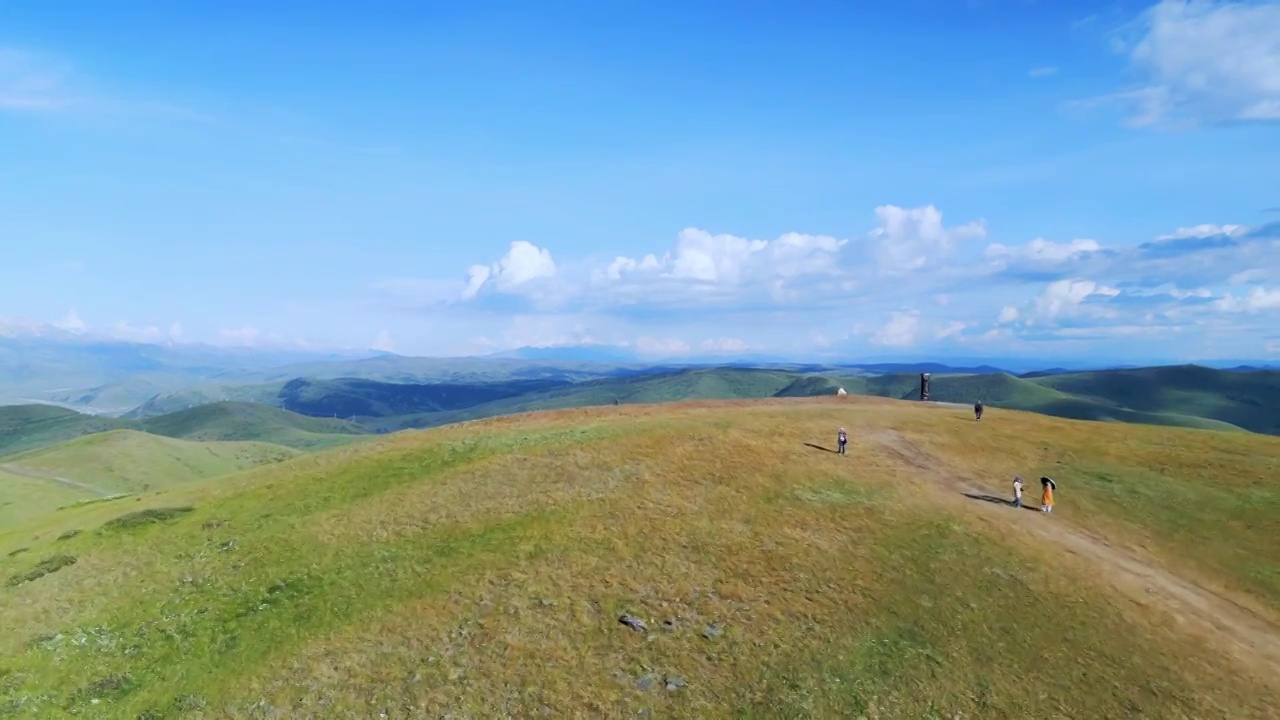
[0,402,371,461]
[0,429,300,498]
[2,398,1278,717]
[0,404,128,458]
[140,401,370,450]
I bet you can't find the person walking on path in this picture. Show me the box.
[837,427,848,456]
[974,401,984,421]
[1040,476,1056,513]
[1012,476,1024,508]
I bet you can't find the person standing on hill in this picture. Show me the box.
[974,401,984,421]
[1012,475,1024,509]
[1040,476,1056,513]
[837,427,848,456]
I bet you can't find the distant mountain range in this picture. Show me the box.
[2,332,1278,435]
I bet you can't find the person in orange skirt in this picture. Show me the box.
[1040,476,1057,513]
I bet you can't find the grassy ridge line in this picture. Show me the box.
[0,429,301,497]
[0,402,370,460]
[1,398,1277,716]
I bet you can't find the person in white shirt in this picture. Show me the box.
[1012,476,1024,509]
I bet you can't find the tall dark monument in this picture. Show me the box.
[920,372,931,401]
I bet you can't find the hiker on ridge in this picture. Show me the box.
[1040,476,1056,513]
[837,427,848,456]
[974,401,984,421]
[1012,475,1024,509]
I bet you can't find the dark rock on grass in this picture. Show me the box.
[101,506,195,531]
[56,528,81,541]
[5,547,28,558]
[68,673,137,707]
[636,675,656,691]
[664,675,687,692]
[661,619,677,631]
[618,613,648,632]
[6,554,76,587]
[702,622,724,639]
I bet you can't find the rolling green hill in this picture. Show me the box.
[319,364,1275,436]
[0,402,371,461]
[139,402,371,450]
[0,429,300,498]
[0,405,129,458]
[1,398,1277,717]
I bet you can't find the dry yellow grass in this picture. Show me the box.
[1,397,1278,718]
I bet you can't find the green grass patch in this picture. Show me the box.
[100,506,195,532]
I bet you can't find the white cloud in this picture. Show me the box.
[372,330,396,352]
[870,311,920,347]
[460,241,559,301]
[1213,286,1280,313]
[1110,0,1280,127]
[110,320,181,344]
[700,337,751,353]
[935,321,968,339]
[599,228,846,289]
[1029,66,1059,78]
[54,310,87,334]
[634,336,692,356]
[1032,279,1121,320]
[867,204,986,274]
[986,237,1102,264]
[997,305,1020,324]
[1155,224,1249,241]
[217,326,262,347]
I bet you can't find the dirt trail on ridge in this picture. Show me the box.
[868,429,1280,690]
[0,463,113,497]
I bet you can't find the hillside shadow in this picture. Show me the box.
[804,443,837,454]
[962,492,1041,513]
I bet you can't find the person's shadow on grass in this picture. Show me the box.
[962,492,1042,513]
[804,442,837,453]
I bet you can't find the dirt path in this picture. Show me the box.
[0,463,114,497]
[869,429,1280,688]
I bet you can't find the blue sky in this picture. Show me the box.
[2,0,1278,362]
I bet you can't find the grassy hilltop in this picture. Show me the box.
[1,397,1278,718]
[0,403,372,526]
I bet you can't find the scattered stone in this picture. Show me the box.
[664,675,687,692]
[202,518,228,530]
[539,598,556,608]
[217,538,238,552]
[636,675,655,691]
[618,613,648,632]
[661,619,677,631]
[702,623,724,639]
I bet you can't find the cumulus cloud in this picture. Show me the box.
[986,237,1104,264]
[867,204,986,274]
[1213,286,1280,313]
[110,320,183,344]
[217,326,262,347]
[1104,0,1280,127]
[54,310,87,334]
[595,227,848,308]
[469,241,558,296]
[366,205,1279,359]
[870,311,921,347]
